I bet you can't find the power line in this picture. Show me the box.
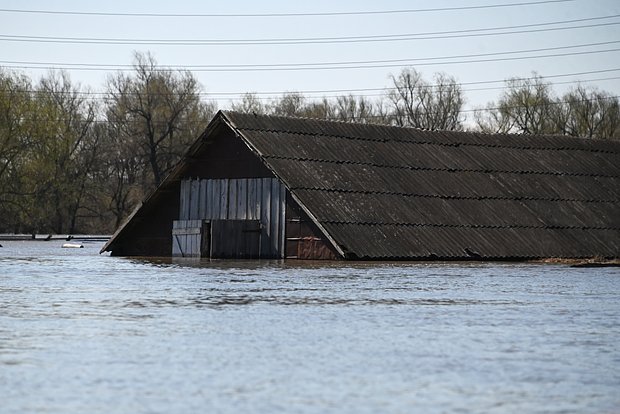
[2,68,619,99]
[0,1,575,18]
[464,96,619,113]
[1,15,617,45]
[109,76,620,102]
[6,76,620,102]
[463,76,620,92]
[1,18,616,46]
[6,40,619,69]
[13,93,620,126]
[2,41,618,72]
[224,76,620,101]
[204,69,620,97]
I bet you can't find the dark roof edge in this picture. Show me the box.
[220,110,346,258]
[99,201,143,253]
[100,111,229,254]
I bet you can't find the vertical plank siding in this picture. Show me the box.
[172,219,204,257]
[198,180,207,220]
[190,179,200,220]
[205,179,213,219]
[270,179,280,256]
[179,180,189,220]
[247,179,260,220]
[279,184,287,259]
[211,180,220,219]
[176,178,286,258]
[237,179,247,220]
[260,178,272,257]
[228,179,237,219]
[219,178,229,220]
[210,220,261,259]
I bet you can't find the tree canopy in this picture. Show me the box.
[0,60,617,234]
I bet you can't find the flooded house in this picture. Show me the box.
[101,110,620,260]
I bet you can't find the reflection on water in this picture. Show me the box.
[1,241,619,414]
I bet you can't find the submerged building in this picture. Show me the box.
[101,111,620,260]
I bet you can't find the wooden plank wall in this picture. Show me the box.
[210,220,261,259]
[179,178,286,258]
[172,219,204,257]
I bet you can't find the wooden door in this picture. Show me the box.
[210,220,261,259]
[172,220,209,257]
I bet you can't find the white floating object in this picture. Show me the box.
[62,243,83,249]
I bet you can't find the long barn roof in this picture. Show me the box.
[221,111,620,259]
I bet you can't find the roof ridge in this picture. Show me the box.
[222,109,427,131]
[223,110,620,153]
[235,126,620,155]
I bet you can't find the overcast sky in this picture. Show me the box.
[1,0,619,115]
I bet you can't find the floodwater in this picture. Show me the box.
[1,241,619,413]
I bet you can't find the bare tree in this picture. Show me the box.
[333,95,378,123]
[13,71,99,233]
[106,51,215,188]
[268,92,308,117]
[556,85,620,139]
[0,69,34,232]
[231,92,266,115]
[46,72,99,233]
[386,68,464,130]
[475,74,557,135]
[92,118,145,231]
[298,98,335,119]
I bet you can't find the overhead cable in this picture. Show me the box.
[0,1,576,18]
[1,18,617,45]
[2,41,618,72]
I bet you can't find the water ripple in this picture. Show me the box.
[1,241,619,414]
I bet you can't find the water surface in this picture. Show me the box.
[1,241,619,413]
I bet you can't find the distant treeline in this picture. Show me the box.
[1,52,618,234]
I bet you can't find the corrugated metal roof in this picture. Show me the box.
[223,111,620,260]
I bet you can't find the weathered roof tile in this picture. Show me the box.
[224,111,620,259]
